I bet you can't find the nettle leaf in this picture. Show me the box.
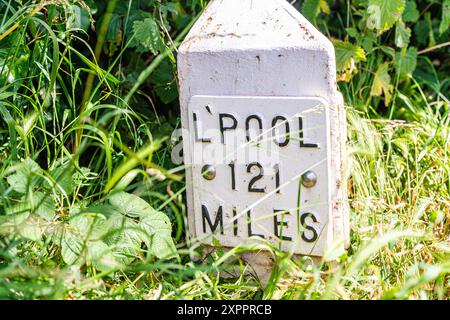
[6,158,42,193]
[109,192,178,260]
[395,21,411,48]
[440,0,450,35]
[403,0,419,23]
[345,27,359,38]
[371,63,394,105]
[302,0,330,25]
[334,40,367,82]
[367,0,406,33]
[132,18,162,55]
[394,47,418,77]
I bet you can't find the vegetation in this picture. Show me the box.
[0,0,448,300]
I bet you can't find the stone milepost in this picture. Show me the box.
[177,0,349,260]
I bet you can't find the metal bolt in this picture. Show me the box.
[202,165,216,181]
[301,171,317,188]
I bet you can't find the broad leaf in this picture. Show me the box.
[6,158,42,193]
[1,208,42,241]
[104,213,142,264]
[50,162,75,195]
[403,0,419,23]
[367,0,406,33]
[30,192,55,221]
[150,59,178,104]
[302,0,330,25]
[132,18,162,55]
[334,40,367,82]
[154,82,178,104]
[17,216,44,241]
[394,47,418,77]
[371,63,394,105]
[109,192,178,260]
[67,5,91,32]
[68,207,110,240]
[395,21,411,48]
[109,192,152,218]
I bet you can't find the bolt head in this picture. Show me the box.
[302,171,317,188]
[202,165,216,181]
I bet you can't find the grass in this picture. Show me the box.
[0,0,449,300]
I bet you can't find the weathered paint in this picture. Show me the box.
[177,0,349,272]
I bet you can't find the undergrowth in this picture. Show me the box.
[0,0,448,300]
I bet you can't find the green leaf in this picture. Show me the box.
[105,14,121,42]
[414,20,430,46]
[87,240,120,271]
[61,228,84,265]
[394,47,417,77]
[161,3,178,16]
[371,63,394,105]
[140,212,178,260]
[6,158,42,194]
[154,82,178,104]
[67,5,91,32]
[69,207,110,241]
[109,192,177,260]
[334,40,367,82]
[302,0,330,25]
[345,27,359,38]
[403,0,419,23]
[109,192,153,218]
[149,59,179,104]
[440,0,450,35]
[1,208,42,241]
[18,216,44,241]
[367,0,406,33]
[132,18,162,55]
[395,21,411,48]
[104,214,142,264]
[49,163,74,195]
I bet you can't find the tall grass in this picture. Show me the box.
[0,1,448,300]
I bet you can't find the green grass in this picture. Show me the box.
[0,0,449,300]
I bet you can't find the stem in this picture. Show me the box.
[418,41,450,55]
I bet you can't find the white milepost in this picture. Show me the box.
[177,0,349,270]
